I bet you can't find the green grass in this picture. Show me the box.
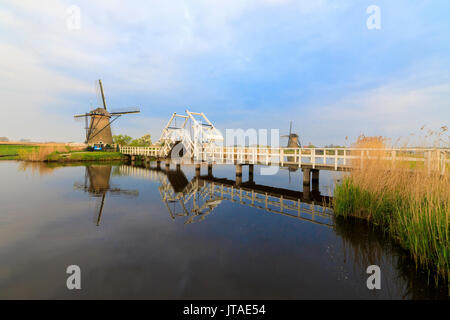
[46,151,127,162]
[334,177,449,284]
[0,144,38,160]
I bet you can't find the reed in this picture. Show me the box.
[333,134,449,282]
[17,145,84,161]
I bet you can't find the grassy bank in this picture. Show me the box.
[1,144,127,162]
[333,138,449,283]
[0,144,38,160]
[45,151,127,162]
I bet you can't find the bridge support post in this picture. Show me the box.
[311,169,319,191]
[165,162,170,172]
[156,160,161,170]
[302,168,311,201]
[176,163,181,171]
[145,156,151,164]
[208,164,213,177]
[236,164,242,186]
[131,155,136,162]
[195,164,201,178]
[248,164,254,183]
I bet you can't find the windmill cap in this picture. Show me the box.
[90,107,111,116]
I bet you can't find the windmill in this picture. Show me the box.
[74,79,140,147]
[281,121,301,148]
[281,121,301,175]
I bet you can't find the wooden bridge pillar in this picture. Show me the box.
[195,164,201,178]
[145,156,151,163]
[208,164,213,177]
[248,164,254,183]
[165,162,170,172]
[131,155,136,162]
[156,160,161,170]
[311,169,319,192]
[302,168,311,201]
[236,164,242,186]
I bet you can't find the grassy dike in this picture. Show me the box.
[333,169,449,283]
[45,151,127,162]
[0,144,38,160]
[0,144,128,162]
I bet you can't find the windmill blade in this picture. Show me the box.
[96,193,106,226]
[74,113,89,118]
[110,108,140,115]
[98,79,107,110]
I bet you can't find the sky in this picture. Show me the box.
[0,0,449,146]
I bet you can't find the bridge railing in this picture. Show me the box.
[119,146,162,157]
[120,145,449,174]
[198,146,450,173]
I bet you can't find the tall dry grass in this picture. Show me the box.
[333,134,449,283]
[17,145,85,161]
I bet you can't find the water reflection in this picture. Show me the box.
[119,163,333,227]
[334,217,449,299]
[73,164,138,225]
[7,161,448,299]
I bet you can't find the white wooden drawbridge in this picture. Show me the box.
[158,110,223,159]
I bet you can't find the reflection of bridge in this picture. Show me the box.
[118,163,334,227]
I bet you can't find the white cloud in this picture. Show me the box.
[304,77,450,146]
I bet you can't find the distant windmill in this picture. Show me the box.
[281,121,301,148]
[74,79,140,146]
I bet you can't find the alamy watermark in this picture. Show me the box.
[366,265,381,290]
[66,5,81,31]
[66,265,81,290]
[366,5,381,30]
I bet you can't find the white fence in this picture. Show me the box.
[120,146,450,174]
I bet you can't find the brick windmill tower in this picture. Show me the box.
[74,80,140,147]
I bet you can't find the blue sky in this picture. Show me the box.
[0,0,449,146]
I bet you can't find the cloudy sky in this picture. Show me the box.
[0,0,449,146]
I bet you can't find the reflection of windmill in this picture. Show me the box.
[74,165,139,226]
[281,121,301,148]
[74,79,140,146]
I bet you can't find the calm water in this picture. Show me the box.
[0,161,447,299]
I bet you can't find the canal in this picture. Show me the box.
[0,161,447,299]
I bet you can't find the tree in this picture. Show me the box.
[113,134,133,146]
[129,134,152,147]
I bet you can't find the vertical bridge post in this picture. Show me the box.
[236,164,243,186]
[302,168,311,201]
